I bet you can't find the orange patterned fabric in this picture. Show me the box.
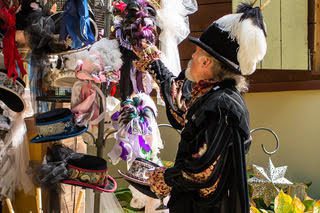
[182,156,221,197]
[169,79,217,127]
[199,177,221,197]
[148,167,172,196]
[182,156,220,183]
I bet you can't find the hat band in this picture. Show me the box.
[67,165,107,186]
[37,120,73,137]
[126,159,159,184]
[0,72,25,96]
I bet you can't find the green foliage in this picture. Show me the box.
[114,187,144,213]
[252,191,320,213]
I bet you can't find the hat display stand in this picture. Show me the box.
[22,2,114,212]
[87,0,113,212]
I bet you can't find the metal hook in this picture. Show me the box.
[250,127,279,156]
[82,131,96,145]
[104,129,117,144]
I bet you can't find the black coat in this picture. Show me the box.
[149,60,251,213]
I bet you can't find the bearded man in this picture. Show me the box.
[134,2,268,212]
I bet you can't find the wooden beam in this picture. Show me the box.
[248,69,320,92]
[249,80,320,92]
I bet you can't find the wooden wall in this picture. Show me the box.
[178,0,232,69]
[179,0,309,71]
[234,0,308,70]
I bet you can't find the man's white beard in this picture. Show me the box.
[185,60,195,82]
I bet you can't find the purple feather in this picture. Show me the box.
[138,135,151,152]
[111,111,121,121]
[119,141,129,160]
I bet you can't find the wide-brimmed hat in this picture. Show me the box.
[0,70,26,112]
[47,45,90,88]
[25,9,98,56]
[37,144,117,193]
[47,38,123,88]
[30,108,87,143]
[189,1,268,75]
[50,10,98,39]
[118,158,160,198]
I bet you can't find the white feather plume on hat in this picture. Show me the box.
[214,2,267,75]
[237,18,267,75]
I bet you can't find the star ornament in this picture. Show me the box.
[248,158,293,205]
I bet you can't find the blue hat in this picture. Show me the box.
[30,108,87,143]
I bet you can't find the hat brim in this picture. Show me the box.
[118,169,149,186]
[118,170,158,198]
[52,76,77,88]
[188,36,241,74]
[0,87,25,113]
[128,180,159,199]
[62,175,117,193]
[30,125,88,143]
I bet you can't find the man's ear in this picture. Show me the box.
[202,56,213,68]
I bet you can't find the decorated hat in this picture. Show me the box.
[37,144,117,193]
[74,38,123,83]
[118,158,160,198]
[25,8,98,56]
[0,70,26,112]
[108,93,163,166]
[114,0,158,50]
[188,1,268,75]
[48,45,90,88]
[50,10,99,47]
[62,155,117,192]
[30,108,88,143]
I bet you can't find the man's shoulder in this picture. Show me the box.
[203,87,248,116]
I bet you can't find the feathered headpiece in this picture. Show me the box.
[189,0,269,75]
[114,0,158,51]
[108,93,163,167]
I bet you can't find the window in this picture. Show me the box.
[179,0,320,92]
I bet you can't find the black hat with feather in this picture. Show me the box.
[189,0,269,75]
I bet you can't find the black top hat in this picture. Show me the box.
[0,70,26,112]
[30,108,88,143]
[62,154,117,193]
[37,144,117,193]
[189,2,267,76]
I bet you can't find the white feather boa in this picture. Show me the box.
[0,101,34,199]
